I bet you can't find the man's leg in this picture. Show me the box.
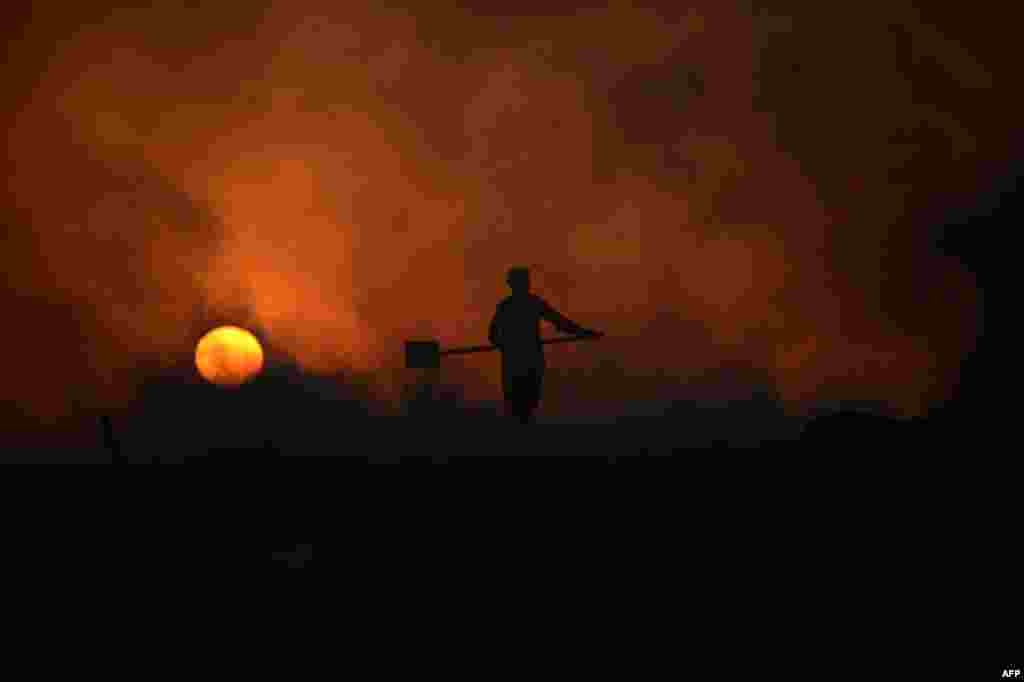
[506,377,539,425]
[523,367,543,424]
[503,363,543,425]
[507,387,532,424]
[503,376,519,422]
[504,375,532,424]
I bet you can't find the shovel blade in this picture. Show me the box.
[405,340,441,369]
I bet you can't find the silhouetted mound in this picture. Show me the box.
[122,360,378,455]
[205,444,282,459]
[798,411,920,450]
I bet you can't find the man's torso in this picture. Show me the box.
[494,294,547,368]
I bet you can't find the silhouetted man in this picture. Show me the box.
[488,267,601,424]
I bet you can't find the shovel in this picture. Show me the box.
[405,333,602,369]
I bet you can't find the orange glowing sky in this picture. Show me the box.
[1,1,1013,433]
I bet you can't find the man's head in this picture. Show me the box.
[506,266,530,294]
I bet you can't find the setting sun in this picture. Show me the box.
[195,325,264,387]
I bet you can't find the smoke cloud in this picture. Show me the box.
[2,2,1010,433]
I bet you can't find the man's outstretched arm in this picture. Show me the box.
[539,300,600,337]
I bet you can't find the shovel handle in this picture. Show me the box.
[440,334,601,357]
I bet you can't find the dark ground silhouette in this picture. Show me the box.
[76,367,952,464]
